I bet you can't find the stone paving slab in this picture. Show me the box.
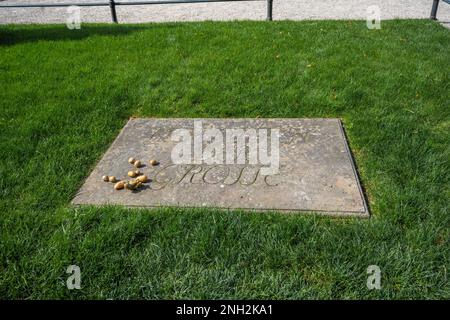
[0,0,449,24]
[72,118,369,217]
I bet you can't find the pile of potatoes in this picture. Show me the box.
[102,157,159,191]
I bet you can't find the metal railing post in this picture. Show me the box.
[109,0,118,23]
[267,0,273,21]
[431,0,439,20]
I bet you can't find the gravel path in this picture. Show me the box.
[0,0,449,25]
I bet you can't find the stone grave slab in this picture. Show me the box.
[72,118,369,217]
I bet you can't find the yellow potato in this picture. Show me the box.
[149,159,159,166]
[102,175,109,182]
[108,176,117,183]
[136,175,148,183]
[134,160,142,168]
[125,180,138,190]
[128,157,136,164]
[114,181,125,190]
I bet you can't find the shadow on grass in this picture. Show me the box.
[0,24,170,46]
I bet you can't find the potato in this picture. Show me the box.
[134,160,142,168]
[136,175,148,183]
[126,179,143,190]
[114,181,125,190]
[149,159,159,166]
[128,157,136,164]
[125,180,138,190]
[102,175,109,182]
[108,176,117,183]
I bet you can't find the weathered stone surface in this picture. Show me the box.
[72,118,368,217]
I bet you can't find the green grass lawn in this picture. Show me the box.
[0,20,449,299]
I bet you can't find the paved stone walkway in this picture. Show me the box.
[0,0,449,26]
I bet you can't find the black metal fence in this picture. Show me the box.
[0,0,274,23]
[431,0,450,20]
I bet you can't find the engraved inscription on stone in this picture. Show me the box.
[72,118,368,217]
